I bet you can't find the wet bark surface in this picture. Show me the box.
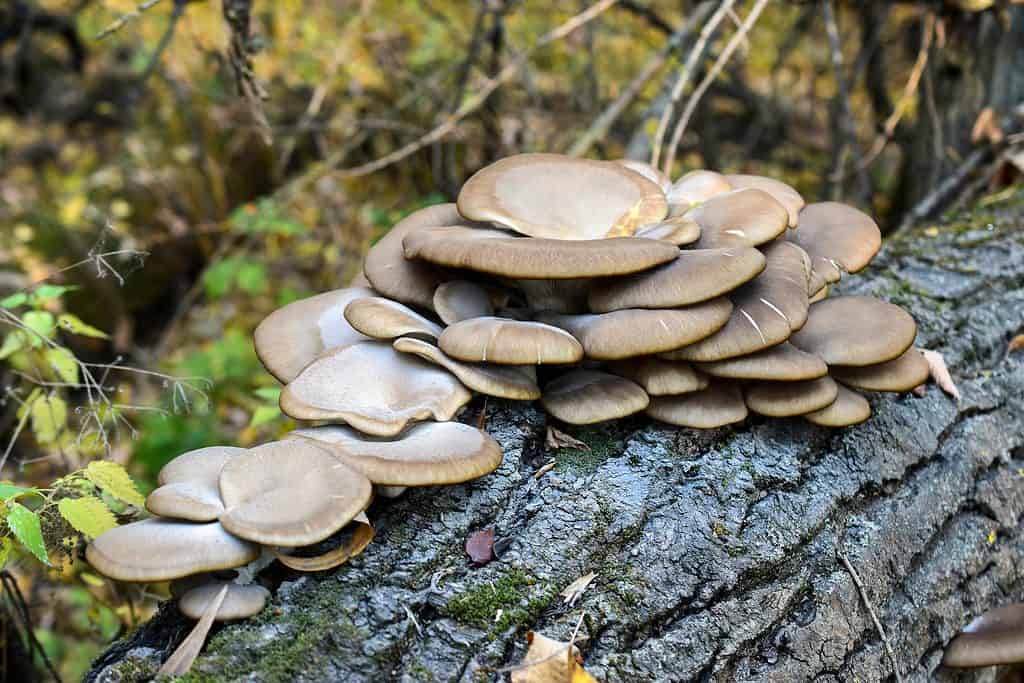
[87,194,1024,683]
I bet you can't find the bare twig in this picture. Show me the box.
[221,0,272,145]
[96,0,164,39]
[838,550,904,683]
[138,0,187,88]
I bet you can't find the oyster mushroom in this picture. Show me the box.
[433,280,494,325]
[829,347,930,392]
[789,296,917,366]
[438,317,583,365]
[942,603,1024,669]
[666,170,732,209]
[393,337,541,400]
[696,342,827,381]
[646,381,747,428]
[343,296,443,341]
[744,376,840,417]
[688,188,790,248]
[787,202,881,287]
[606,357,708,396]
[146,446,246,522]
[177,580,270,621]
[541,370,649,424]
[803,383,871,427]
[724,174,804,227]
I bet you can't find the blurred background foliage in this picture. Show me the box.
[1,0,1022,679]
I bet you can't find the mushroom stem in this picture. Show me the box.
[159,583,228,676]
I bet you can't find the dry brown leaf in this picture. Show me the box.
[971,107,1004,144]
[510,631,597,683]
[546,426,589,451]
[158,584,228,676]
[922,349,961,400]
[465,527,495,567]
[1008,334,1024,354]
[560,573,596,607]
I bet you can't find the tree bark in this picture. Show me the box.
[87,194,1024,682]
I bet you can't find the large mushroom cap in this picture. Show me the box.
[634,216,701,246]
[393,337,541,400]
[697,342,827,381]
[830,348,929,392]
[744,376,839,417]
[787,202,881,283]
[688,189,789,248]
[789,296,917,367]
[588,247,766,312]
[438,317,583,365]
[178,581,270,621]
[457,153,668,239]
[541,370,649,424]
[724,174,804,227]
[607,357,708,396]
[280,341,472,436]
[254,287,373,383]
[289,421,502,486]
[433,280,494,325]
[646,381,747,428]
[343,296,443,341]
[218,439,372,547]
[147,446,247,522]
[614,159,672,193]
[943,603,1024,668]
[86,519,260,582]
[403,226,680,279]
[803,383,871,427]
[666,170,732,209]
[538,298,733,360]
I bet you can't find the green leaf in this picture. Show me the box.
[30,394,67,444]
[85,461,145,507]
[0,331,27,360]
[0,537,12,569]
[202,259,242,299]
[235,261,268,295]
[0,483,38,501]
[32,284,77,303]
[6,503,49,565]
[45,347,79,384]
[57,313,109,339]
[253,387,281,402]
[58,496,117,539]
[21,310,56,345]
[249,404,281,427]
[0,292,27,309]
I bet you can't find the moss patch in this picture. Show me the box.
[551,424,623,473]
[441,569,556,632]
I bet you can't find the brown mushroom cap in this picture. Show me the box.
[288,421,503,486]
[745,376,839,417]
[280,341,472,436]
[614,159,672,193]
[666,170,732,209]
[343,296,443,341]
[541,370,649,424]
[724,174,805,227]
[830,348,929,392]
[146,446,247,522]
[403,226,680,279]
[178,581,270,621]
[516,279,591,314]
[538,298,732,360]
[457,153,668,239]
[588,247,766,312]
[254,287,373,384]
[697,342,827,381]
[789,296,917,367]
[218,439,373,547]
[942,603,1024,668]
[688,189,790,248]
[393,337,541,400]
[646,381,747,428]
[634,216,701,246]
[86,519,260,582]
[787,202,881,284]
[438,317,583,365]
[803,383,871,427]
[607,357,708,396]
[433,281,494,325]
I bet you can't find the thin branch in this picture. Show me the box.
[138,0,186,88]
[96,0,164,39]
[838,550,904,683]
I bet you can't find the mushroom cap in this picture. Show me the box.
[724,174,804,227]
[433,281,494,325]
[86,519,260,582]
[343,296,443,341]
[664,241,811,362]
[438,317,583,365]
[830,348,929,392]
[688,189,790,248]
[403,226,680,279]
[147,446,247,522]
[607,357,708,396]
[254,287,373,383]
[541,370,649,425]
[809,283,828,303]
[697,342,828,381]
[942,603,1024,668]
[457,153,668,240]
[280,341,472,436]
[393,337,541,400]
[634,216,701,246]
[646,381,747,428]
[218,439,372,547]
[803,383,871,427]
[787,202,881,280]
[666,170,732,209]
[516,279,591,314]
[614,159,672,193]
[178,581,270,621]
[789,296,917,367]
[538,298,732,360]
[288,421,503,486]
[745,376,839,417]
[588,247,766,312]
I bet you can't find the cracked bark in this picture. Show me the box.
[87,194,1024,682]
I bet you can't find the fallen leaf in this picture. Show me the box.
[510,631,597,683]
[1008,334,1024,354]
[922,349,960,401]
[534,462,556,480]
[465,528,495,567]
[560,573,596,607]
[546,426,589,451]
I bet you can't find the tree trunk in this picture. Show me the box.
[87,195,1024,683]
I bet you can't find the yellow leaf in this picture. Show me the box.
[58,496,118,539]
[85,461,145,507]
[0,537,12,569]
[57,313,109,339]
[30,394,67,444]
[61,194,88,225]
[511,632,597,683]
[45,347,79,384]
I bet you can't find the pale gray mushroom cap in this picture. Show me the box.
[86,519,260,582]
[942,602,1024,668]
[789,296,917,367]
[438,317,583,365]
[688,188,790,248]
[830,348,929,392]
[538,298,732,360]
[218,439,372,547]
[403,226,680,279]
[803,383,871,427]
[147,446,246,522]
[697,342,827,381]
[178,581,270,621]
[343,296,443,341]
[787,202,881,284]
[634,216,701,246]
[745,376,839,417]
[646,381,747,428]
[433,281,494,325]
[280,341,472,436]
[607,357,708,396]
[541,370,649,425]
[666,170,732,209]
[288,421,503,486]
[457,153,668,240]
[588,246,766,312]
[393,337,541,400]
[724,174,804,227]
[614,159,672,193]
[253,287,373,383]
